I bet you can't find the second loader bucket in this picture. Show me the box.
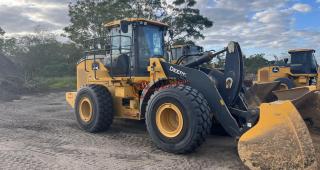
[244,82,280,109]
[238,101,317,169]
[273,86,317,100]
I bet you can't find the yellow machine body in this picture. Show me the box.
[66,57,166,120]
[256,49,317,89]
[257,66,317,87]
[104,18,168,28]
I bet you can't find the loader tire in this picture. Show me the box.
[75,85,113,133]
[145,85,212,154]
[275,78,294,90]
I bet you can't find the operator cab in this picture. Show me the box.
[170,44,203,63]
[288,49,317,74]
[104,18,168,77]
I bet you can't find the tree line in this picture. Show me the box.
[0,0,272,90]
[0,28,81,82]
[65,0,213,45]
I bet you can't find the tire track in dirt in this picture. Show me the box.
[0,92,265,169]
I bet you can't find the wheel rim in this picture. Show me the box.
[156,103,183,138]
[79,97,93,123]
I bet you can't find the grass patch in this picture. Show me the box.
[30,76,76,91]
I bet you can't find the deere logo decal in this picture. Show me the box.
[272,67,279,73]
[169,66,187,77]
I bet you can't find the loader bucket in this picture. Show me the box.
[238,101,317,169]
[292,90,320,129]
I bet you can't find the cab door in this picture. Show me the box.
[106,26,132,77]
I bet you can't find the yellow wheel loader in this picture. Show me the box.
[66,18,317,169]
[257,49,317,90]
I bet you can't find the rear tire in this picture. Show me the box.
[75,85,114,133]
[145,85,212,153]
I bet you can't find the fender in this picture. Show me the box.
[139,79,171,118]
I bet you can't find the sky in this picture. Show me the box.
[0,0,319,60]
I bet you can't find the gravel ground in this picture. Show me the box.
[1,92,319,170]
[0,92,246,170]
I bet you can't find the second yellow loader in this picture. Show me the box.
[256,49,317,89]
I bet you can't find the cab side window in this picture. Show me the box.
[105,25,132,76]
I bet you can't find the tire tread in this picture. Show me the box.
[146,84,212,154]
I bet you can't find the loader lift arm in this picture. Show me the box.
[168,42,317,169]
[160,42,256,137]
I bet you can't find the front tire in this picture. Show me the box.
[75,85,114,133]
[145,85,212,153]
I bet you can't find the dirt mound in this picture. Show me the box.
[0,54,19,76]
[0,54,25,101]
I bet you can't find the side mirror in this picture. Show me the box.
[199,47,204,53]
[120,20,129,33]
[284,58,289,64]
[105,44,111,54]
[169,30,174,39]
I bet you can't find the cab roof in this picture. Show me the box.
[104,18,169,28]
[172,44,201,49]
[288,49,315,53]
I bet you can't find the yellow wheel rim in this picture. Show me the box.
[156,103,184,138]
[79,97,93,123]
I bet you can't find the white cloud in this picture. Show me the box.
[194,0,319,58]
[0,0,67,9]
[291,3,311,13]
[0,0,71,34]
[0,0,319,58]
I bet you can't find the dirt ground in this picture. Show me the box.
[1,92,320,170]
[0,92,247,170]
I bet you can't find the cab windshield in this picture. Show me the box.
[137,25,165,75]
[291,51,317,66]
[138,25,164,57]
[290,51,318,74]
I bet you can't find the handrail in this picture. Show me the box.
[81,35,133,78]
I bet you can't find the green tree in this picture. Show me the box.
[64,0,213,45]
[244,54,269,74]
[0,27,4,36]
[7,31,81,81]
[164,0,212,43]
[0,27,5,54]
[64,0,135,44]
[0,28,19,57]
